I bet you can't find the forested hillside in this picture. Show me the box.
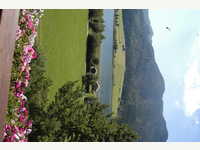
[119,9,168,142]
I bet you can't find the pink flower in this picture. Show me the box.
[15,91,23,98]
[16,26,22,40]
[25,75,30,81]
[24,80,29,87]
[14,126,19,133]
[15,81,22,89]
[22,61,28,67]
[21,65,26,72]
[25,69,30,79]
[13,134,20,140]
[19,107,26,113]
[31,50,37,59]
[27,120,32,128]
[31,26,36,33]
[24,45,34,54]
[19,115,25,123]
[19,139,28,142]
[23,46,30,53]
[5,125,11,130]
[27,21,33,29]
[3,137,11,142]
[24,14,32,22]
[3,132,7,137]
[3,9,44,142]
[24,109,28,117]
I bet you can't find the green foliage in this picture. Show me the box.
[6,89,20,124]
[82,73,98,93]
[86,9,105,72]
[89,22,105,33]
[23,49,53,141]
[25,49,53,111]
[86,33,104,65]
[86,9,105,94]
[92,57,100,65]
[6,14,34,123]
[7,9,139,142]
[89,9,104,18]
[28,81,138,142]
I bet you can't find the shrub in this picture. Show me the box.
[89,9,104,18]
[92,57,99,65]
[28,81,139,142]
[89,22,105,33]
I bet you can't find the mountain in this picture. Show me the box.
[118,9,168,142]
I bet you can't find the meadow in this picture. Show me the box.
[112,9,126,117]
[37,9,88,100]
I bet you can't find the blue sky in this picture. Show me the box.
[149,9,200,142]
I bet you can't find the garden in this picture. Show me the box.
[0,9,138,142]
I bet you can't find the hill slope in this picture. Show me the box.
[118,9,168,142]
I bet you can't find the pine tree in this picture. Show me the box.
[28,81,138,142]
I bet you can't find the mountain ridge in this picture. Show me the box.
[118,9,168,142]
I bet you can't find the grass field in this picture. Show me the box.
[112,9,126,117]
[38,9,88,100]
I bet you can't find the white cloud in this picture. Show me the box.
[183,34,200,116]
[195,119,200,125]
[175,100,182,109]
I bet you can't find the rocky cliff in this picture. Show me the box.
[118,9,168,142]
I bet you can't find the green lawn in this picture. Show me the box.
[112,9,126,117]
[38,9,88,100]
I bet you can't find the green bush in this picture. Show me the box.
[89,22,105,33]
[86,9,105,74]
[89,9,104,18]
[28,81,138,142]
[92,57,99,65]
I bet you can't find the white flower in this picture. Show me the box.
[35,18,40,26]
[11,120,15,124]
[26,129,32,135]
[21,95,27,101]
[13,134,20,140]
[22,10,26,16]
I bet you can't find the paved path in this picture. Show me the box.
[0,9,19,141]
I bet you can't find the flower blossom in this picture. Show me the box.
[3,9,44,142]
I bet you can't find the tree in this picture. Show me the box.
[89,9,104,18]
[92,57,99,65]
[89,22,105,33]
[28,81,138,142]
